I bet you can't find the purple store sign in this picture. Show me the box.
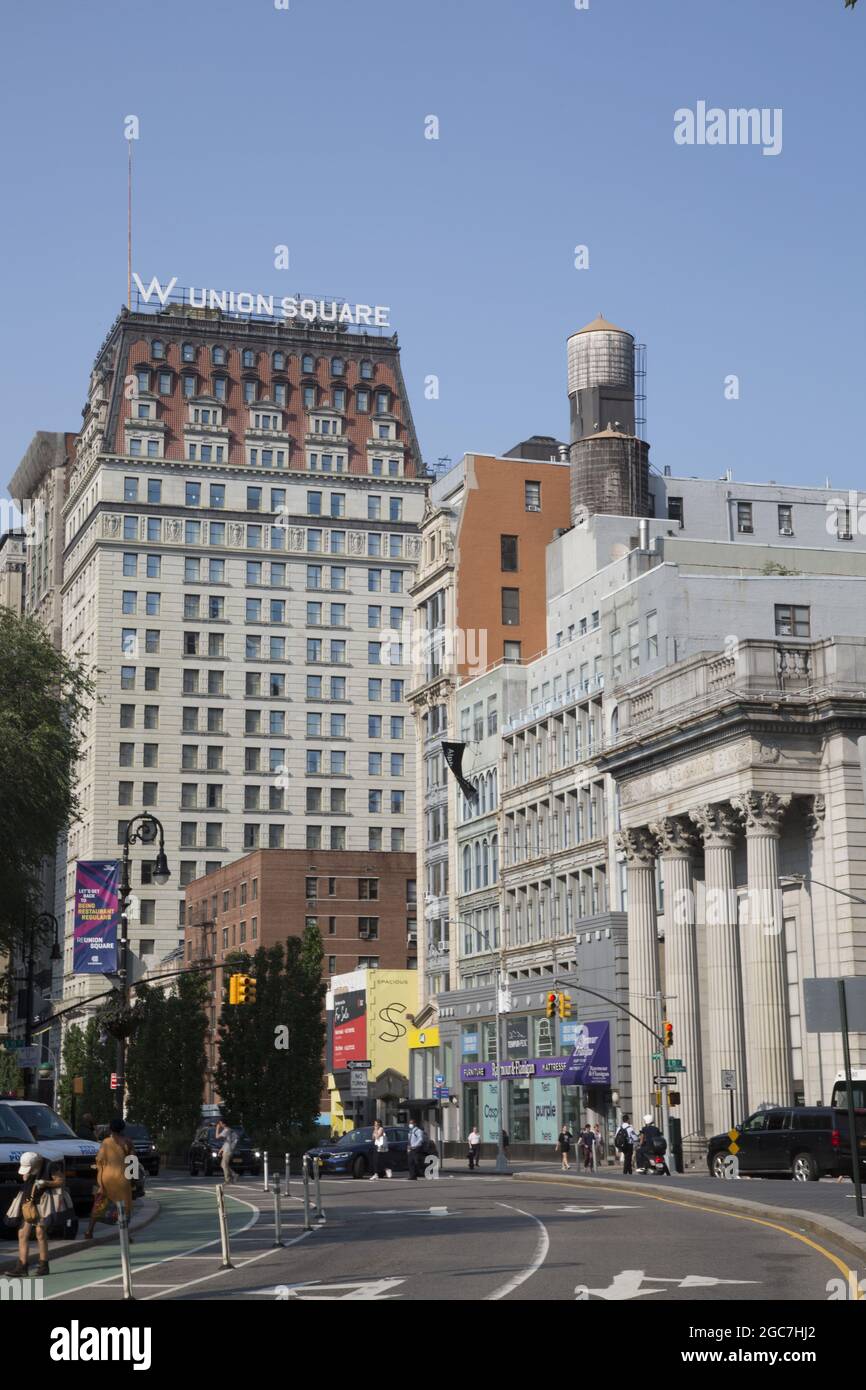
[459,1021,612,1087]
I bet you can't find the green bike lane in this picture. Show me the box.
[43,1182,295,1301]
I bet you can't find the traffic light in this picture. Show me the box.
[546,992,557,1019]
[557,992,572,1020]
[229,974,240,1006]
[669,1091,681,1107]
[663,1020,674,1048]
[237,974,257,1005]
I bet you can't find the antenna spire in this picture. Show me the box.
[127,137,133,309]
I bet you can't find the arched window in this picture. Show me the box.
[474,842,482,889]
[491,834,499,883]
[491,768,498,808]
[462,845,471,892]
[151,339,165,359]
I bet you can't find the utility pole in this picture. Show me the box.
[655,990,672,1164]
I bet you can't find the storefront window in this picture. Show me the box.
[464,1083,479,1134]
[461,1027,479,1064]
[510,1079,530,1142]
[505,1016,530,1059]
[562,1087,581,1131]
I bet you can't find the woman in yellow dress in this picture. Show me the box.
[84,1117,134,1238]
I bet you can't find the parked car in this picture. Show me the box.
[187,1124,262,1177]
[0,1099,100,1216]
[707,1106,866,1181]
[95,1121,160,1177]
[304,1125,411,1179]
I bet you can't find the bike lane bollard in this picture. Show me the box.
[285,1151,291,1198]
[263,1150,269,1192]
[216,1183,234,1269]
[314,1156,326,1222]
[117,1204,135,1301]
[302,1154,312,1231]
[271,1171,284,1247]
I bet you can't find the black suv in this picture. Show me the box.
[96,1121,160,1177]
[707,1106,866,1181]
[188,1125,262,1177]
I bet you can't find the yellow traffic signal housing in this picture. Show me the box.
[545,992,557,1019]
[663,1020,674,1048]
[557,992,572,1020]
[668,1091,681,1107]
[228,974,240,1005]
[237,974,257,1005]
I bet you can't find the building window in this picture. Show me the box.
[667,496,684,527]
[774,604,810,638]
[778,504,793,534]
[500,535,518,571]
[503,640,521,662]
[524,481,541,512]
[646,609,658,660]
[737,501,754,534]
[501,588,520,626]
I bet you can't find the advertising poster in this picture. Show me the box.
[506,1016,529,1058]
[532,1077,560,1143]
[560,1021,612,1087]
[481,1080,500,1144]
[73,860,120,974]
[330,988,367,1070]
[367,969,418,1077]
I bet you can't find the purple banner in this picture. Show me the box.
[460,1056,573,1082]
[73,860,120,973]
[561,1021,611,1087]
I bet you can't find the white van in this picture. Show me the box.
[831,1069,866,1111]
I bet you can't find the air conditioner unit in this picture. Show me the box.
[779,526,794,536]
[407,929,418,945]
[838,531,853,541]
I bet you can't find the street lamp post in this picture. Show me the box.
[114,813,170,1118]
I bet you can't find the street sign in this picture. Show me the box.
[721,1069,736,1091]
[434,1073,445,1086]
[110,1072,120,1090]
[350,1070,368,1097]
[653,1076,675,1086]
[666,1058,686,1071]
[347,1059,372,1070]
[651,1052,662,1062]
[804,977,866,1032]
[727,1127,740,1155]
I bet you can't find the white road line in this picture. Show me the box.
[143,1229,314,1300]
[46,1188,261,1300]
[486,1203,550,1302]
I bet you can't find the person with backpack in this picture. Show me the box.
[407,1121,426,1179]
[371,1120,392,1180]
[215,1118,238,1185]
[614,1114,639,1174]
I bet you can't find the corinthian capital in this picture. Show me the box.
[648,816,698,858]
[615,827,657,867]
[731,790,792,836]
[688,803,739,849]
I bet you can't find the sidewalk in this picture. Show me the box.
[3,1197,160,1270]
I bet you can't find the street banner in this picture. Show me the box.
[441,742,479,803]
[560,1020,612,1087]
[73,860,120,973]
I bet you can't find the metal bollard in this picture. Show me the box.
[216,1183,233,1269]
[314,1157,325,1222]
[263,1150,269,1192]
[302,1154,312,1231]
[285,1152,291,1198]
[117,1204,135,1300]
[271,1172,284,1247]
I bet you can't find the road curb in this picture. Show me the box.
[513,1171,866,1265]
[31,1198,162,1266]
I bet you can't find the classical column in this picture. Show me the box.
[616,827,659,1118]
[689,803,746,1132]
[731,791,793,1109]
[650,816,703,1139]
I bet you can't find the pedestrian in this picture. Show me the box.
[5,1151,66,1277]
[614,1114,639,1175]
[467,1125,481,1170]
[578,1123,596,1171]
[637,1113,670,1176]
[407,1120,425,1179]
[593,1123,605,1169]
[75,1112,96,1141]
[501,1129,510,1161]
[84,1117,134,1239]
[371,1120,392,1180]
[215,1118,238,1185]
[557,1123,573,1171]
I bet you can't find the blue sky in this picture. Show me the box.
[1,0,863,496]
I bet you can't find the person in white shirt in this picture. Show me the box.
[467,1126,481,1170]
[371,1120,392,1179]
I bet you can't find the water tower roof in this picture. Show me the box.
[574,314,631,337]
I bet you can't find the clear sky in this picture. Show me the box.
[1,0,863,497]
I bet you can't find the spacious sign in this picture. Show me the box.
[73,860,120,973]
[133,274,390,328]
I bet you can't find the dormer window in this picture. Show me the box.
[242,349,256,368]
[151,340,165,359]
[331,356,344,376]
[360,360,373,380]
[136,368,150,394]
[302,353,315,374]
[273,350,286,371]
[212,345,227,366]
[182,342,196,363]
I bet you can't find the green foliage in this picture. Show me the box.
[761,561,801,576]
[0,609,96,955]
[0,1048,23,1094]
[126,971,209,1140]
[214,930,326,1148]
[55,1020,114,1124]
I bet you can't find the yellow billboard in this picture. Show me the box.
[366,969,419,1079]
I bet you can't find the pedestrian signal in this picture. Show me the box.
[663,1021,674,1048]
[668,1091,681,1107]
[237,974,257,1005]
[546,992,557,1019]
[557,992,572,1020]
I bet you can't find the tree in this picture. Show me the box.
[214,932,326,1146]
[0,609,95,955]
[126,971,209,1142]
[55,1020,113,1124]
[0,1047,22,1094]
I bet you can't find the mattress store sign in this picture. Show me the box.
[133,274,391,328]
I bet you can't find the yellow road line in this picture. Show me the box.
[523,1176,863,1294]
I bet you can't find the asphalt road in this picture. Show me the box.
[38,1170,860,1303]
